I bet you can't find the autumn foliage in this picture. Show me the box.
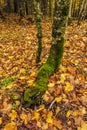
[0,12,87,130]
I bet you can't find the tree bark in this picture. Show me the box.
[34,0,42,63]
[68,0,73,25]
[78,0,87,24]
[22,0,70,107]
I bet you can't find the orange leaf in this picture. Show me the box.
[53,119,62,129]
[4,123,17,130]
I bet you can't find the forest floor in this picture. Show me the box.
[0,15,87,130]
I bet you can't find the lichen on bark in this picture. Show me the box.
[34,0,42,63]
[22,0,70,107]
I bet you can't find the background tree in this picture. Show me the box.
[0,0,87,23]
[0,0,6,20]
[68,0,73,24]
[78,0,87,24]
[22,0,70,107]
[34,0,42,63]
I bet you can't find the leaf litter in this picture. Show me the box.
[0,16,87,130]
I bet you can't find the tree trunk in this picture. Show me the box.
[7,0,14,13]
[68,0,73,25]
[34,0,42,63]
[78,0,87,24]
[22,0,70,107]
[41,0,47,16]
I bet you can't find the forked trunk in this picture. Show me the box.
[23,0,70,107]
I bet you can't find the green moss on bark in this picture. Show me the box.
[22,0,70,107]
[22,63,54,107]
[47,38,64,71]
[22,38,64,107]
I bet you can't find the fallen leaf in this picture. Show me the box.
[20,68,26,74]
[73,110,80,117]
[46,111,53,124]
[66,110,71,117]
[68,67,76,75]
[20,113,28,124]
[53,119,62,129]
[36,104,45,112]
[64,82,74,92]
[8,56,14,59]
[37,121,41,128]
[8,110,17,121]
[0,102,12,114]
[42,122,48,130]
[30,72,36,78]
[4,122,17,130]
[32,111,40,121]
[0,117,2,125]
[55,96,62,102]
[46,116,53,124]
[55,107,60,116]
[77,121,87,130]
[42,91,50,102]
[48,83,55,88]
[27,80,34,86]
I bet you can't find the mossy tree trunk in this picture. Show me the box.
[22,0,70,107]
[34,0,42,63]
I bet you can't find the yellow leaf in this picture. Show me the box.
[4,123,17,130]
[73,110,79,116]
[81,107,86,115]
[78,74,85,81]
[20,68,26,74]
[60,74,66,83]
[0,117,2,125]
[46,111,53,124]
[46,117,53,124]
[48,83,55,87]
[27,80,34,86]
[15,101,20,106]
[30,72,36,78]
[32,111,40,121]
[42,123,48,130]
[9,56,14,59]
[55,96,62,102]
[37,121,41,128]
[55,107,60,115]
[47,111,53,117]
[20,76,26,80]
[65,41,70,47]
[8,110,17,121]
[6,83,13,89]
[42,91,50,102]
[64,82,74,92]
[20,113,28,125]
[36,105,45,112]
[59,65,67,72]
[78,121,87,130]
[66,110,71,117]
